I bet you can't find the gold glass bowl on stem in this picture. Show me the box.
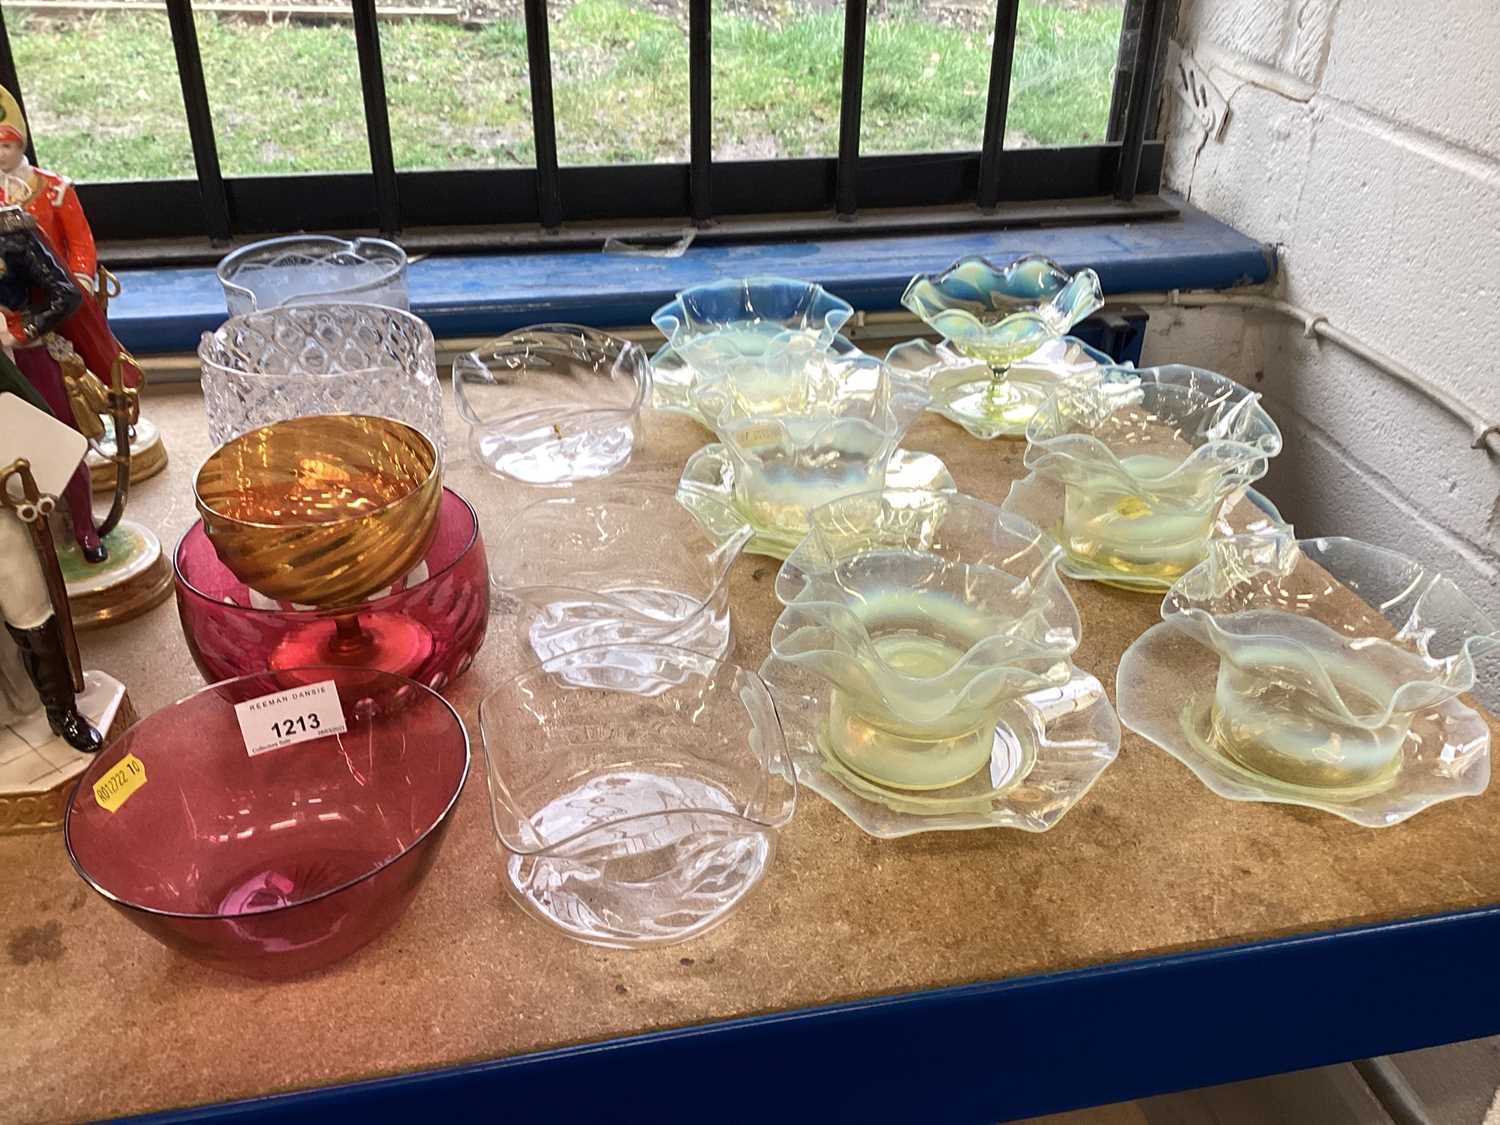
[192,415,444,678]
[195,414,441,608]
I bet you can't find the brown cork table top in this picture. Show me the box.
[4,389,1499,1124]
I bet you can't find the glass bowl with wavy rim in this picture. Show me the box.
[175,488,489,690]
[680,334,944,557]
[479,643,796,948]
[770,488,1083,793]
[886,335,1115,440]
[1018,364,1284,589]
[650,275,854,417]
[1002,474,1290,593]
[199,302,443,456]
[1118,533,1500,825]
[216,235,409,314]
[490,482,751,663]
[900,254,1104,370]
[453,325,650,484]
[760,654,1119,837]
[64,666,469,979]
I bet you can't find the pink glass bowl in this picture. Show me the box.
[64,667,470,979]
[175,488,489,691]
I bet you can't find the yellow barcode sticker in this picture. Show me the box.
[92,753,147,813]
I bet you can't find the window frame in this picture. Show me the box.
[0,0,1170,254]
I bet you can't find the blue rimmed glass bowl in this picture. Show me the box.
[900,254,1103,371]
[650,276,854,420]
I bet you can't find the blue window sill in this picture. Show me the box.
[110,198,1272,355]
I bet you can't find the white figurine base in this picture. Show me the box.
[0,671,132,834]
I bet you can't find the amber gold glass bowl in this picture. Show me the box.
[194,414,442,607]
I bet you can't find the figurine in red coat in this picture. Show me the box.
[0,90,143,392]
[1,86,146,562]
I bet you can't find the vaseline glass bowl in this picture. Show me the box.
[479,643,796,947]
[64,667,469,978]
[886,334,1113,440]
[199,302,442,456]
[680,335,941,557]
[770,488,1082,793]
[453,325,650,483]
[490,482,750,662]
[650,275,853,417]
[216,235,409,315]
[900,254,1103,369]
[175,488,489,689]
[1018,364,1284,588]
[1118,533,1499,825]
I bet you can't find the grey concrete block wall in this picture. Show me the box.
[1148,0,1500,701]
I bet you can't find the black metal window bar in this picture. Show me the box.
[0,0,1170,254]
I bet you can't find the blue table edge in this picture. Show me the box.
[126,903,1500,1124]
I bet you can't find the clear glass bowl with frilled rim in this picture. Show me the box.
[480,643,796,948]
[650,275,854,420]
[1008,364,1284,590]
[1118,532,1500,826]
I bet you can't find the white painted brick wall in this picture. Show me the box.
[1158,0,1500,697]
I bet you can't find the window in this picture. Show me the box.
[0,0,1169,252]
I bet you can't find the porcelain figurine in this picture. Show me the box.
[1,86,148,560]
[0,393,101,751]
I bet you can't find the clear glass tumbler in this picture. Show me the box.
[199,302,444,456]
[216,235,410,314]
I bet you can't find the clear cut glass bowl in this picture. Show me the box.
[479,643,796,948]
[1016,364,1284,589]
[769,488,1102,804]
[1118,533,1499,826]
[199,302,443,456]
[489,482,751,663]
[453,324,650,484]
[216,235,409,314]
[64,667,468,978]
[649,276,854,418]
[900,254,1103,369]
[886,334,1113,440]
[679,334,948,558]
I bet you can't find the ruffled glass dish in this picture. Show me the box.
[1012,365,1284,590]
[762,488,1117,834]
[453,325,650,484]
[1118,534,1499,826]
[176,488,489,689]
[479,643,796,947]
[900,254,1103,370]
[65,667,469,978]
[199,302,443,456]
[216,235,409,314]
[650,276,853,418]
[679,335,950,558]
[490,482,750,662]
[886,335,1113,440]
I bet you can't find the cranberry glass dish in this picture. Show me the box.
[64,667,469,979]
[175,488,488,691]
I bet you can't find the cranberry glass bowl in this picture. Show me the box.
[64,667,470,979]
[175,488,489,690]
